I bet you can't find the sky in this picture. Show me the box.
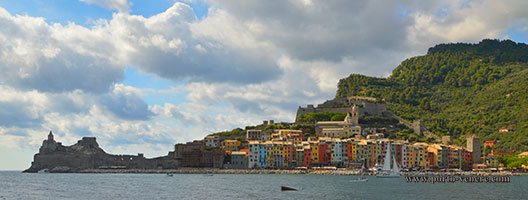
[0,0,527,170]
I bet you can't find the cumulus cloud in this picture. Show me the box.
[109,3,281,84]
[80,0,131,13]
[0,8,124,93]
[407,0,528,49]
[99,84,154,120]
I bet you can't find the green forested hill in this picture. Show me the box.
[336,39,528,152]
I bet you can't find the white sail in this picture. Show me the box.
[382,143,391,171]
[392,155,400,173]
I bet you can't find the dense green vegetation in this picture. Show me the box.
[296,112,347,123]
[209,122,319,140]
[358,114,399,127]
[498,155,528,170]
[336,39,528,152]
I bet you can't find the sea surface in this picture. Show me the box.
[0,171,526,200]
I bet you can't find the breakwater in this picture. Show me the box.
[78,168,364,175]
[75,168,524,176]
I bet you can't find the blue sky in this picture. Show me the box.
[0,0,527,170]
[0,0,208,24]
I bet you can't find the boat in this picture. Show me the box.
[350,177,368,182]
[37,169,49,174]
[166,173,173,177]
[376,143,401,178]
[281,186,298,191]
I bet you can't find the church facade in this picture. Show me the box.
[315,105,362,138]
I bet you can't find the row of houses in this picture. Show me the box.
[222,130,477,171]
[244,138,474,171]
[180,129,481,171]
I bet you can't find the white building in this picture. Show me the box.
[204,135,222,148]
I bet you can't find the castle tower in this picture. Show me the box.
[47,131,54,142]
[345,104,359,126]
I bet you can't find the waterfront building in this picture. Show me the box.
[413,143,430,170]
[317,141,331,166]
[462,148,473,170]
[258,142,268,168]
[174,140,224,168]
[228,151,248,169]
[303,145,311,167]
[295,144,305,168]
[329,138,344,166]
[405,144,415,169]
[309,141,320,165]
[355,140,371,168]
[428,144,449,169]
[283,141,295,168]
[393,141,406,169]
[248,141,260,168]
[466,135,481,164]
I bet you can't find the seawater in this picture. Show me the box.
[0,171,526,200]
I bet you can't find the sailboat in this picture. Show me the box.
[376,143,401,178]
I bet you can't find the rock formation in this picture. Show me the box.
[23,131,177,173]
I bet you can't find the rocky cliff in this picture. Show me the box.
[23,131,177,173]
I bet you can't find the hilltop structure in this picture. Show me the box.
[295,96,387,122]
[316,105,362,138]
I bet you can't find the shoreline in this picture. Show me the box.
[66,168,525,176]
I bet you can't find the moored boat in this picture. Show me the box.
[376,143,401,178]
[350,177,368,182]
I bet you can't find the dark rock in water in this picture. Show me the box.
[281,186,298,191]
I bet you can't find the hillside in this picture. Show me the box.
[336,39,528,152]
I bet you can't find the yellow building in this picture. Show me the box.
[310,141,319,164]
[413,143,429,169]
[223,140,241,151]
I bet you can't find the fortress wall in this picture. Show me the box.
[296,100,387,122]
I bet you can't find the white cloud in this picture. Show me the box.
[80,0,131,13]
[0,8,124,93]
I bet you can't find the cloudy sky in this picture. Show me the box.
[0,0,527,170]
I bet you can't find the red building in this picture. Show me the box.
[318,142,331,166]
[303,148,311,167]
[483,140,496,155]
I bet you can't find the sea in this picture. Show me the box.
[0,171,526,200]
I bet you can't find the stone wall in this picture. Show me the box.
[295,97,387,122]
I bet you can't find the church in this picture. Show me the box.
[315,105,362,138]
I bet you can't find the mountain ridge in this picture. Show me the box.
[335,39,528,152]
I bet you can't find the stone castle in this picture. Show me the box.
[24,131,177,172]
[295,96,387,122]
[24,131,224,173]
